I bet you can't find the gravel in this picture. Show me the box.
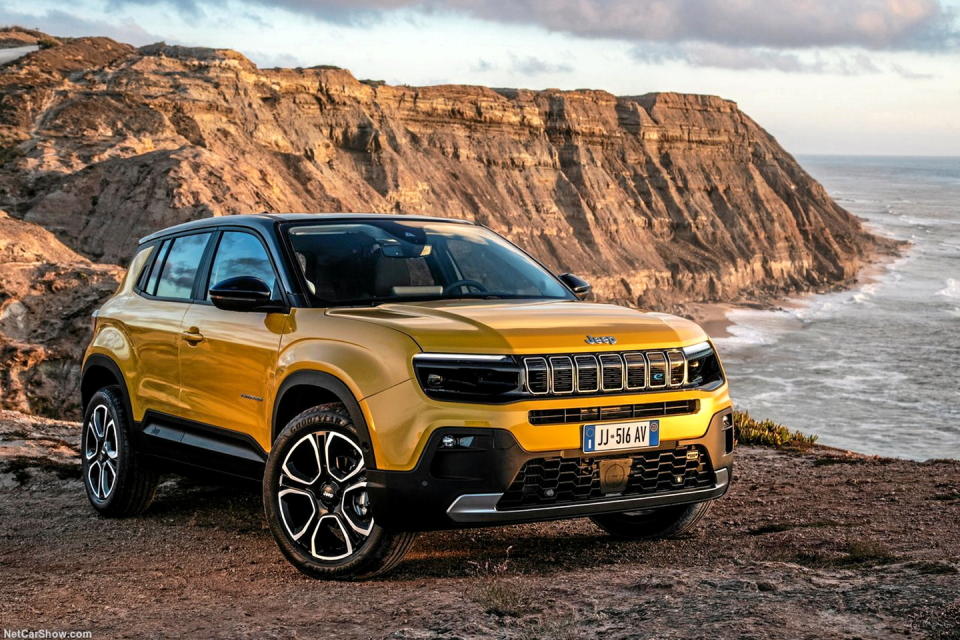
[1,410,958,639]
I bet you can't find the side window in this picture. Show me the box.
[142,240,169,295]
[206,231,278,299]
[155,233,212,300]
[130,244,156,291]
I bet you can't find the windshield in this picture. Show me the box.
[285,220,574,305]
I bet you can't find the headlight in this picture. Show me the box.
[413,353,523,402]
[682,341,724,389]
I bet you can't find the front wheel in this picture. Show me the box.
[263,405,417,580]
[590,501,712,539]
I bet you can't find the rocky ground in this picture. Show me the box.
[1,410,958,639]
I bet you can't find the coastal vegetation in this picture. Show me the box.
[733,410,819,450]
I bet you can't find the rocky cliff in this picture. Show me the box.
[0,33,895,416]
[0,211,121,415]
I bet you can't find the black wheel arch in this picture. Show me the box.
[272,370,377,470]
[81,354,134,424]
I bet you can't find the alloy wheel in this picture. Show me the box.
[84,403,119,501]
[277,431,373,561]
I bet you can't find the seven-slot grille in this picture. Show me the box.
[496,445,715,510]
[522,349,687,396]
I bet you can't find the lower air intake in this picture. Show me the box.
[497,445,715,510]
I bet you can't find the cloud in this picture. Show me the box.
[509,54,572,75]
[9,1,952,80]
[470,58,495,72]
[631,43,819,73]
[469,54,573,75]
[104,0,205,19]
[629,42,899,75]
[0,8,164,45]
[245,50,305,68]
[207,0,958,51]
[889,62,936,78]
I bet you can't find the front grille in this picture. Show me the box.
[529,399,699,425]
[549,356,574,393]
[497,445,715,510]
[522,349,687,396]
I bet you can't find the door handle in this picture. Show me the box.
[181,327,205,344]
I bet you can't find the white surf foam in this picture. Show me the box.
[936,278,960,299]
[713,308,800,350]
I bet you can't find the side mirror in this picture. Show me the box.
[558,273,592,299]
[209,276,273,312]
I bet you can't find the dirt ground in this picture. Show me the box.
[1,410,959,640]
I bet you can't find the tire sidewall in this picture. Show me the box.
[81,386,137,513]
[263,407,391,578]
[592,501,712,539]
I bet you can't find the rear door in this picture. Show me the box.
[178,229,288,450]
[128,231,214,418]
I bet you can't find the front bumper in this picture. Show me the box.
[446,467,730,524]
[367,407,734,531]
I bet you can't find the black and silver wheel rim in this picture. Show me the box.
[277,431,373,562]
[84,404,119,502]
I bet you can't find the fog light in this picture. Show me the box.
[439,435,478,449]
[427,373,444,387]
[543,488,555,498]
[673,474,684,484]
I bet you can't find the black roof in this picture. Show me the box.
[138,213,474,245]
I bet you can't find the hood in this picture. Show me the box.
[326,300,708,354]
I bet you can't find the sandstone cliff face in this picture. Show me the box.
[0,34,894,417]
[0,211,122,415]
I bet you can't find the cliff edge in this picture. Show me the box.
[0,33,897,415]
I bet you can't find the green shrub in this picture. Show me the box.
[733,410,817,450]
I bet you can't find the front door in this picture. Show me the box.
[178,230,288,450]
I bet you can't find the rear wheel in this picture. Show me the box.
[590,501,712,539]
[81,386,159,516]
[263,405,417,580]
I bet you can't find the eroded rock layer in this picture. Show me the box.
[0,212,121,415]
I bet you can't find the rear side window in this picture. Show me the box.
[141,240,169,295]
[155,233,212,300]
[129,244,156,291]
[206,231,279,299]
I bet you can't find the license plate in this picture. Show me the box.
[583,420,660,453]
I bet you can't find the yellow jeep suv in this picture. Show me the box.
[81,214,733,579]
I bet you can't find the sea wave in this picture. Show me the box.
[936,278,960,299]
[713,306,808,349]
[851,282,879,305]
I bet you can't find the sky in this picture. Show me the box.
[3,0,959,155]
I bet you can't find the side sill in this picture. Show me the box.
[138,411,266,481]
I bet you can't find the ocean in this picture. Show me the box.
[714,155,960,461]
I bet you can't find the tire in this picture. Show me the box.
[81,385,159,517]
[590,501,713,540]
[263,404,417,580]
